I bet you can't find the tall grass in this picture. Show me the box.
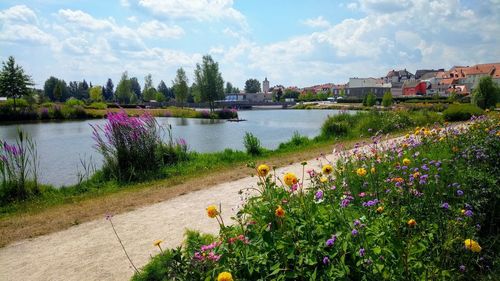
[0,130,39,203]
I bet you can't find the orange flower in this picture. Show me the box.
[407,219,417,227]
[206,205,219,218]
[217,272,233,281]
[283,173,298,186]
[275,205,285,218]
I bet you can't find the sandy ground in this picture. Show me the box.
[0,136,402,281]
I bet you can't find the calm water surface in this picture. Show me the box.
[0,109,348,186]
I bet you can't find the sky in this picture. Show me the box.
[0,0,499,90]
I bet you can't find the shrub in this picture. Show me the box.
[278,131,310,149]
[243,132,262,156]
[382,91,393,107]
[363,92,377,107]
[472,76,500,109]
[39,107,50,120]
[0,130,39,203]
[87,102,108,110]
[216,108,238,119]
[320,118,349,138]
[65,97,85,107]
[443,104,483,121]
[66,105,88,119]
[50,104,64,119]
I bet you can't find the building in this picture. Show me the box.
[414,69,444,79]
[384,69,415,83]
[403,81,427,96]
[263,77,270,93]
[347,78,391,98]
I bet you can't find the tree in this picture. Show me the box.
[233,87,241,93]
[245,78,261,93]
[68,81,79,99]
[194,55,224,112]
[157,80,172,101]
[143,88,157,101]
[472,76,500,109]
[274,88,283,101]
[382,91,393,107]
[130,77,141,101]
[363,92,377,107]
[43,77,59,101]
[173,67,189,105]
[104,78,114,101]
[225,82,233,94]
[0,56,33,110]
[78,80,89,100]
[53,82,63,102]
[115,71,132,104]
[89,85,103,102]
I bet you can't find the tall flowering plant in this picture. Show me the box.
[0,130,39,202]
[92,110,162,181]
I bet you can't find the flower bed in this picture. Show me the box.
[133,115,500,280]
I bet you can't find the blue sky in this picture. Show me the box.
[0,0,499,89]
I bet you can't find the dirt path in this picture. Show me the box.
[0,136,402,281]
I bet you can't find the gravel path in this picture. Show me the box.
[0,136,402,281]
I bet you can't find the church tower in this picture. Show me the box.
[263,77,270,93]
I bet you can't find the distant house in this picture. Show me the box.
[403,81,427,96]
[462,63,500,90]
[225,92,272,103]
[415,69,444,79]
[384,69,415,83]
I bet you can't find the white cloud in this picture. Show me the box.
[358,0,414,13]
[0,24,54,45]
[302,16,330,28]
[138,20,184,39]
[0,5,37,23]
[58,9,113,30]
[138,0,246,23]
[127,16,138,23]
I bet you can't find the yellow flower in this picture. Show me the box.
[275,205,285,218]
[322,164,333,175]
[452,146,459,153]
[402,158,411,166]
[217,272,233,281]
[206,205,219,218]
[464,239,482,253]
[438,137,445,142]
[320,176,328,183]
[370,167,376,174]
[153,239,163,247]
[283,172,298,186]
[257,164,270,177]
[376,206,384,213]
[405,134,410,139]
[356,168,367,177]
[407,219,417,227]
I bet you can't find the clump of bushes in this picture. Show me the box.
[443,104,483,121]
[243,132,262,156]
[278,131,310,150]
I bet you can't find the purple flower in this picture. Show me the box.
[353,219,361,227]
[459,265,466,272]
[340,199,350,208]
[456,190,464,196]
[325,235,337,247]
[441,202,450,210]
[323,256,330,265]
[464,210,473,217]
[359,248,365,257]
[315,190,324,201]
[351,229,359,236]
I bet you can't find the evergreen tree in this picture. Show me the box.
[157,80,170,101]
[43,76,59,101]
[53,82,63,101]
[225,82,233,94]
[104,78,114,101]
[130,77,141,101]
[472,76,500,109]
[0,56,33,110]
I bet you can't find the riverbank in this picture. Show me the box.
[0,104,237,123]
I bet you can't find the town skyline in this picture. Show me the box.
[1,0,499,88]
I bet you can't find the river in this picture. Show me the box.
[0,109,348,186]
